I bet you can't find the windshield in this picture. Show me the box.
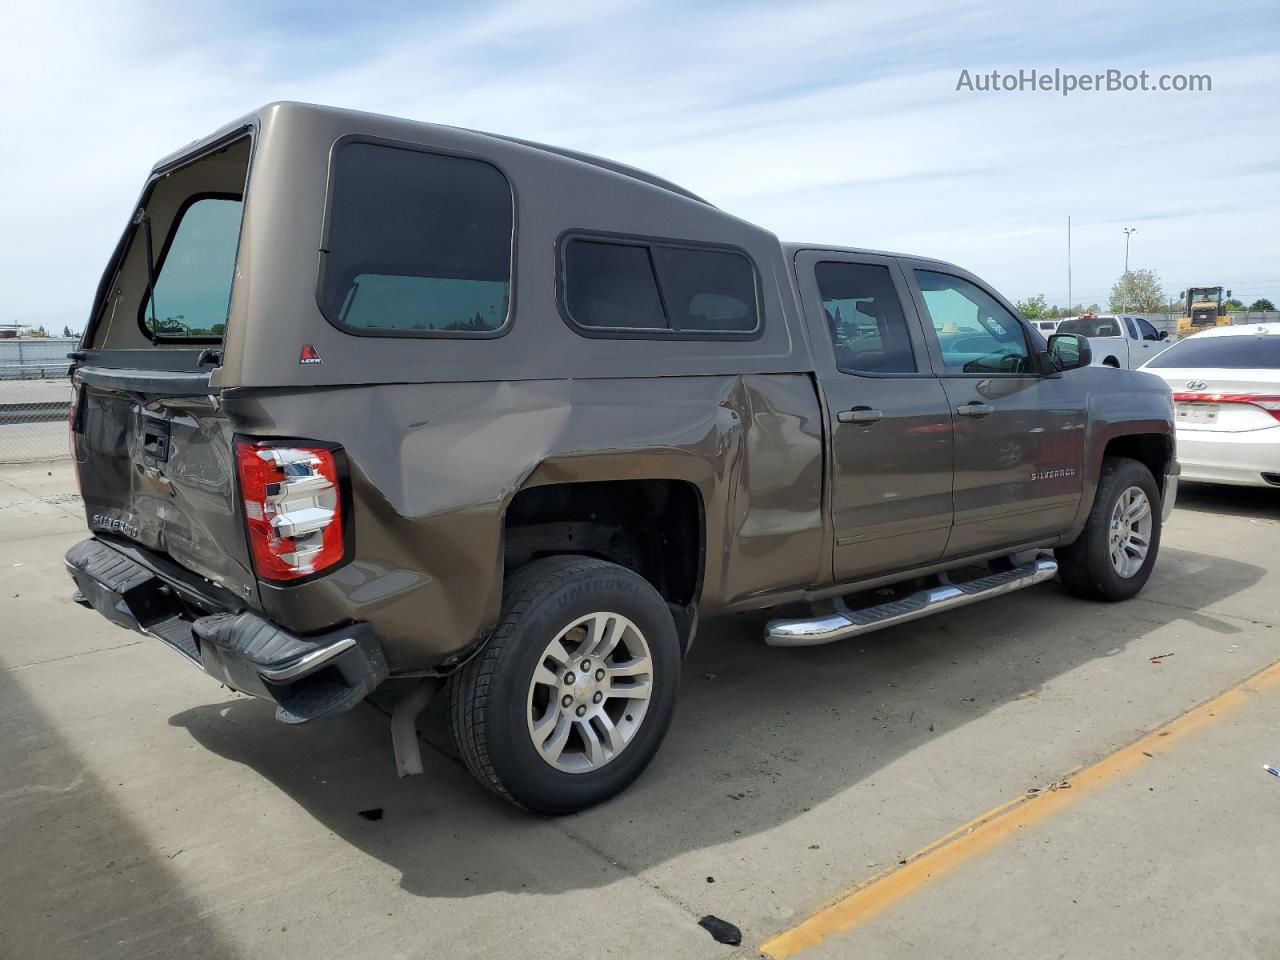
[1146,334,1280,369]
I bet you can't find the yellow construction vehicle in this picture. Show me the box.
[1176,286,1232,336]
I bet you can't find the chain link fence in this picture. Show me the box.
[0,339,75,463]
[0,380,71,463]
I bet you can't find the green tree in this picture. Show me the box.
[1044,304,1083,318]
[1109,269,1165,312]
[1224,298,1246,311]
[62,325,74,338]
[1015,293,1048,319]
[1087,303,1101,314]
[1249,298,1275,311]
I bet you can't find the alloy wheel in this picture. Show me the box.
[1109,485,1153,578]
[525,612,654,773]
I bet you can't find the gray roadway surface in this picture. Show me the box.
[2,461,1279,959]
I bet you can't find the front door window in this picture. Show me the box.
[915,270,1033,374]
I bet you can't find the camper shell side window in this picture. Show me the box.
[557,232,763,340]
[317,138,516,339]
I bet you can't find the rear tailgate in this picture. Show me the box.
[73,365,258,604]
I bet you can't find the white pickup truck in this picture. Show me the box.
[1055,314,1170,369]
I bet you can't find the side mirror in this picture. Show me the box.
[1047,333,1092,371]
[1158,330,1169,341]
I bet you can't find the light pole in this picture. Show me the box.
[1121,227,1137,311]
[1067,215,1072,315]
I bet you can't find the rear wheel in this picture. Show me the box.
[1056,457,1162,601]
[449,556,680,814]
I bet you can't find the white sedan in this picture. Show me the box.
[1140,325,1280,488]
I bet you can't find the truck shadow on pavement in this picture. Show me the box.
[1,670,240,960]
[1174,481,1280,522]
[167,545,1262,901]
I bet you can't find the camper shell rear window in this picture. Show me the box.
[139,193,243,340]
[318,140,515,338]
[89,132,252,350]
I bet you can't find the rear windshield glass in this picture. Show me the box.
[142,195,242,338]
[561,237,759,336]
[87,134,251,348]
[320,142,514,336]
[1057,317,1124,337]
[1145,334,1280,369]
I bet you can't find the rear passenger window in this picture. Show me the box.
[319,142,513,336]
[815,262,917,374]
[561,236,759,336]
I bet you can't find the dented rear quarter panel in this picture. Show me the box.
[225,375,824,672]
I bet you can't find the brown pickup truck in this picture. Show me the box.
[66,102,1177,813]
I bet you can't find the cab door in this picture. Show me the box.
[795,251,954,582]
[1132,316,1166,364]
[902,262,1086,558]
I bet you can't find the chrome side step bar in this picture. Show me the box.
[765,557,1058,647]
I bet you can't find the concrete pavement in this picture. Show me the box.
[2,464,1278,959]
[780,658,1280,959]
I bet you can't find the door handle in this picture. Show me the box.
[956,403,994,417]
[837,407,883,424]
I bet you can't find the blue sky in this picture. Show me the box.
[3,0,1277,331]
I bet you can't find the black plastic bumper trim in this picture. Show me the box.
[65,537,387,723]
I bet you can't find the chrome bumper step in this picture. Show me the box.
[765,557,1059,647]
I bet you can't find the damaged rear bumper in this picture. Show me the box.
[65,538,387,723]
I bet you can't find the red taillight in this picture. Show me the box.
[1172,393,1280,422]
[234,439,346,582]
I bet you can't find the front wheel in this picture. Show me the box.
[1056,457,1162,601]
[449,556,680,814]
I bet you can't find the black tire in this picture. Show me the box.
[449,556,680,814]
[1055,457,1162,601]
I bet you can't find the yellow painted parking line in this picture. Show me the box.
[761,657,1280,959]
